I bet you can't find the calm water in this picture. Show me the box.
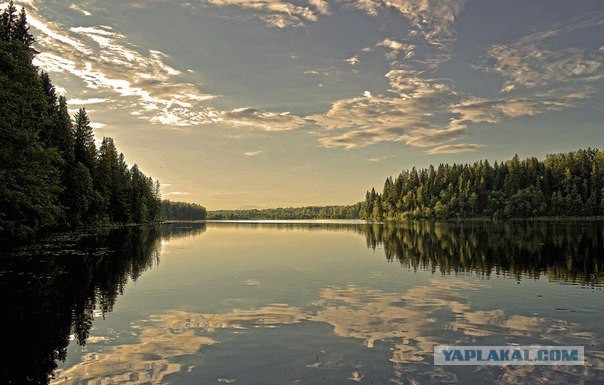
[1,220,603,384]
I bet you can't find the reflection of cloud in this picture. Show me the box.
[313,280,479,363]
[312,280,598,384]
[51,327,217,385]
[157,305,306,332]
[54,279,601,385]
[51,305,304,384]
[244,151,263,157]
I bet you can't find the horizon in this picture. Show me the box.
[6,0,604,210]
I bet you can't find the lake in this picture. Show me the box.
[1,220,603,384]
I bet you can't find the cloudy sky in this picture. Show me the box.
[7,0,604,209]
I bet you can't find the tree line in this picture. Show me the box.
[161,199,207,221]
[0,3,161,240]
[360,148,604,220]
[207,204,361,220]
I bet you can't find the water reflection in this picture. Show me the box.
[0,224,205,385]
[203,220,604,285]
[3,220,603,385]
[359,220,604,285]
[50,279,603,384]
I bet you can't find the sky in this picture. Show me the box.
[5,0,604,209]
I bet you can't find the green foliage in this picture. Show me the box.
[0,6,164,240]
[162,200,207,220]
[361,149,604,220]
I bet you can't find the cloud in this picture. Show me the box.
[68,3,91,16]
[21,2,306,131]
[310,70,463,149]
[377,38,415,61]
[425,143,485,155]
[311,59,592,151]
[90,122,106,129]
[338,0,465,48]
[309,0,331,15]
[67,98,108,105]
[221,108,306,131]
[205,0,330,28]
[368,155,395,162]
[29,17,219,127]
[345,56,360,66]
[481,17,604,92]
[164,192,190,196]
[449,90,592,130]
[244,150,263,156]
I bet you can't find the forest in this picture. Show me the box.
[161,199,207,221]
[2,4,602,237]
[207,204,361,220]
[360,148,604,220]
[0,3,161,240]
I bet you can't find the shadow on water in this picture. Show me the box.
[0,223,206,385]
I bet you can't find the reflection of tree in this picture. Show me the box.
[0,224,203,385]
[160,222,206,241]
[359,221,604,285]
[204,221,368,233]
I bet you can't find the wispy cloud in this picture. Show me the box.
[164,192,190,196]
[90,122,106,129]
[20,0,304,131]
[481,17,604,93]
[345,56,360,66]
[67,98,108,105]
[338,0,465,48]
[244,150,263,156]
[221,108,306,131]
[377,38,415,61]
[368,155,395,162]
[425,143,485,155]
[310,69,462,149]
[449,89,593,132]
[311,60,592,151]
[31,18,218,126]
[68,3,91,16]
[205,0,331,28]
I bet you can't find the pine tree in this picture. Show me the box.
[73,108,97,172]
[14,6,34,46]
